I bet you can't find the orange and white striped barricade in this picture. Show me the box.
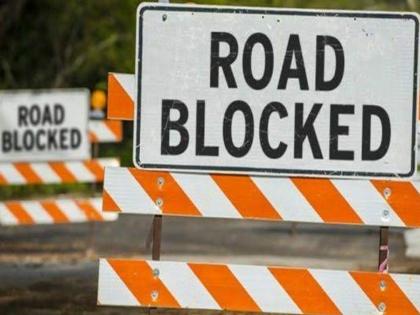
[88,119,122,143]
[0,158,119,186]
[107,73,135,120]
[98,259,420,314]
[102,167,420,228]
[98,167,420,314]
[0,197,117,226]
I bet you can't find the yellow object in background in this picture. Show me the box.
[91,90,106,111]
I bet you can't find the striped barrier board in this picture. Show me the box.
[0,197,117,226]
[0,158,119,186]
[98,259,420,314]
[89,120,122,143]
[102,166,420,228]
[107,73,135,120]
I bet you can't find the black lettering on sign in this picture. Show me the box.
[210,32,238,88]
[29,105,41,125]
[196,100,219,156]
[18,106,28,127]
[243,33,274,90]
[294,103,323,159]
[60,129,69,149]
[70,129,81,149]
[36,130,46,150]
[23,130,35,150]
[48,130,58,149]
[13,131,22,151]
[362,105,391,160]
[2,132,12,152]
[316,35,345,91]
[161,99,189,155]
[54,104,65,125]
[42,105,53,125]
[259,102,288,159]
[223,100,254,157]
[278,34,309,90]
[329,104,354,160]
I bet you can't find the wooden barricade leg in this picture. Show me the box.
[86,141,100,257]
[378,226,389,273]
[152,215,163,261]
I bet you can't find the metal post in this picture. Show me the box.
[378,227,389,273]
[86,142,99,256]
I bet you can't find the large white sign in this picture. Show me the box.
[0,89,90,162]
[134,3,418,179]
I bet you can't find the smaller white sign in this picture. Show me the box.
[0,89,90,162]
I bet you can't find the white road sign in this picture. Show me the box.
[0,89,90,162]
[134,3,418,178]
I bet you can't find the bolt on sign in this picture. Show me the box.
[0,89,90,162]
[134,3,419,179]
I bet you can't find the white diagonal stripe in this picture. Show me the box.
[105,167,159,214]
[0,203,18,225]
[30,164,61,183]
[98,260,139,306]
[172,173,240,218]
[55,200,85,222]
[252,177,322,223]
[148,261,220,310]
[391,274,420,311]
[229,264,301,314]
[310,269,377,315]
[22,201,53,224]
[65,162,95,181]
[0,164,26,183]
[89,121,116,141]
[332,179,404,226]
[114,73,135,100]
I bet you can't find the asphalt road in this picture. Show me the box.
[0,214,419,315]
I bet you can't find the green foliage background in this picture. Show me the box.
[0,0,418,199]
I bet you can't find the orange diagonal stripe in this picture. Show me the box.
[108,259,180,307]
[40,201,69,224]
[189,263,260,312]
[105,120,123,141]
[269,267,340,315]
[75,200,103,221]
[211,174,281,220]
[350,272,418,314]
[102,190,121,212]
[14,163,42,184]
[89,131,99,143]
[108,73,134,120]
[371,180,420,227]
[48,162,76,183]
[129,169,201,216]
[292,178,362,224]
[83,160,104,181]
[5,202,34,225]
[0,173,7,185]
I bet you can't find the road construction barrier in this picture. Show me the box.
[0,158,118,186]
[98,259,420,314]
[98,4,420,313]
[102,167,420,228]
[107,73,134,120]
[88,119,122,143]
[0,197,117,225]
